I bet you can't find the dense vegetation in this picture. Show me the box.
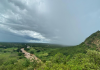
[0,30,100,70]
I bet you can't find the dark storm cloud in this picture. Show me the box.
[1,0,99,45]
[0,0,81,45]
[8,0,26,10]
[23,36,40,41]
[2,0,54,38]
[0,29,26,42]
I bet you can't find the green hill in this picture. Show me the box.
[48,30,100,58]
[36,30,100,70]
[84,30,100,51]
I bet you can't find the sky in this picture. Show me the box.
[0,0,100,45]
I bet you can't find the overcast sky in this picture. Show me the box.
[0,0,100,45]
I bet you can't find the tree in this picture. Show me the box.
[22,59,30,67]
[18,52,23,56]
[30,51,34,54]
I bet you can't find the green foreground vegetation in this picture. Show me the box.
[0,31,100,70]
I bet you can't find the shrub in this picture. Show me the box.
[51,53,67,64]
[27,66,34,70]
[3,58,17,65]
[18,52,23,56]
[86,49,100,65]
[30,51,34,54]
[22,59,30,67]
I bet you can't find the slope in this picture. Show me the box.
[48,30,100,58]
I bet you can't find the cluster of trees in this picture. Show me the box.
[0,58,41,70]
[37,49,100,70]
[1,31,100,70]
[1,44,100,70]
[0,46,41,70]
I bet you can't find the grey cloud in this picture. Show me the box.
[23,36,40,41]
[8,0,26,10]
[1,0,97,45]
[0,0,78,45]
[0,30,26,42]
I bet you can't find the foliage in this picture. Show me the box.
[18,52,23,56]
[22,59,30,67]
[37,50,100,70]
[1,32,100,70]
[30,50,34,54]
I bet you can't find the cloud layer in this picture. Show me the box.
[0,0,51,43]
[0,0,100,45]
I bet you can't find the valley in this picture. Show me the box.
[0,31,100,70]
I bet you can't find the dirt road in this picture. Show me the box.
[21,48,41,62]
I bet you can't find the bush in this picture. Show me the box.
[37,50,40,52]
[51,53,67,64]
[18,52,23,56]
[66,50,100,70]
[86,49,100,65]
[18,56,24,59]
[0,58,4,65]
[27,66,34,70]
[30,51,34,54]
[3,58,17,65]
[0,65,7,70]
[42,59,46,63]
[22,59,30,67]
